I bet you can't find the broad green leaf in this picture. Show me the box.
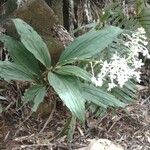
[82,84,125,108]
[0,34,41,75]
[23,85,46,112]
[52,117,72,139]
[32,86,46,112]
[55,65,92,82]
[111,87,136,103]
[138,8,150,37]
[124,80,137,93]
[23,85,44,103]
[13,18,51,68]
[48,72,85,122]
[0,61,36,81]
[59,26,122,65]
[136,0,145,15]
[111,80,137,103]
[89,104,107,117]
[111,88,134,103]
[67,115,76,143]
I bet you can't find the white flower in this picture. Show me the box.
[108,83,117,91]
[133,71,141,82]
[92,53,137,90]
[124,27,150,59]
[91,27,150,91]
[132,58,144,69]
[91,52,145,90]
[137,27,146,34]
[91,76,103,87]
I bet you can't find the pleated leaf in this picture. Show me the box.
[0,34,41,76]
[59,26,122,65]
[82,84,125,108]
[111,80,137,103]
[48,72,85,122]
[138,8,150,37]
[67,115,76,143]
[13,18,51,68]
[55,65,92,82]
[23,85,46,112]
[0,61,35,81]
[32,86,46,112]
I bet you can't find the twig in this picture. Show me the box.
[77,126,84,136]
[4,131,10,141]
[141,96,150,106]
[20,143,53,148]
[39,99,56,134]
[14,134,35,142]
[14,110,33,136]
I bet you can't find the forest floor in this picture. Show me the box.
[0,66,150,150]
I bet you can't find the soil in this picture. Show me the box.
[0,65,149,150]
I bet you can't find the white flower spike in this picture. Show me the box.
[91,27,150,91]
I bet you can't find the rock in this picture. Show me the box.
[1,0,73,64]
[77,139,124,150]
[0,0,74,117]
[0,0,17,19]
[47,0,64,25]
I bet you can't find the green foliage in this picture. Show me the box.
[0,18,136,124]
[13,19,51,68]
[135,0,150,37]
[23,85,46,111]
[98,2,136,30]
[67,115,76,143]
[82,84,126,109]
[0,34,41,76]
[59,26,122,65]
[55,65,92,82]
[0,61,36,81]
[111,80,137,103]
[136,0,146,15]
[48,72,85,122]
[138,8,150,37]
[100,0,150,37]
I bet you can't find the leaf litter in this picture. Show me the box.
[0,26,150,150]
